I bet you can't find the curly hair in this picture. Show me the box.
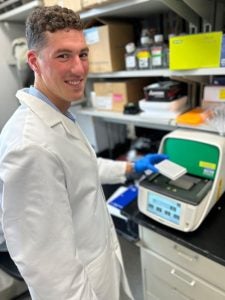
[26,5,84,50]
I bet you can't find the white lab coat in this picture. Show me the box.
[0,90,133,300]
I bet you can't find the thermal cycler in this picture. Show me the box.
[138,129,225,232]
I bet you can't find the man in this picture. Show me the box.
[0,5,167,299]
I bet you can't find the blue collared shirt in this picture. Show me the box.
[23,86,76,122]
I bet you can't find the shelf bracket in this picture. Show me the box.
[214,0,225,31]
[182,0,215,25]
[160,0,201,31]
[182,0,225,31]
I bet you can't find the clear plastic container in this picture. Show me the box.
[151,34,168,69]
[125,42,137,70]
[136,36,152,70]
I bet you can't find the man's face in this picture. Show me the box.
[27,29,89,112]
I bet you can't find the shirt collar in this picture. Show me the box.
[23,86,76,122]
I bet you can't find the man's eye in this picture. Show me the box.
[58,54,69,59]
[80,52,89,59]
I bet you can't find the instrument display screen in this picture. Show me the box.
[147,191,181,224]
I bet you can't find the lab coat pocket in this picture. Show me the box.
[86,241,120,299]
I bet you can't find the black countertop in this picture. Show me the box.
[122,192,225,267]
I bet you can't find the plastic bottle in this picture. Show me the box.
[125,42,137,70]
[151,34,168,69]
[136,36,152,70]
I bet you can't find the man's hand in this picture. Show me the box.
[134,153,168,173]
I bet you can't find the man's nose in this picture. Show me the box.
[71,56,86,74]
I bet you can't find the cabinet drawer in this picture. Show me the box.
[139,226,225,290]
[141,249,225,300]
[144,271,193,300]
[141,247,225,300]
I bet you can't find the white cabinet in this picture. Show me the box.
[139,226,225,300]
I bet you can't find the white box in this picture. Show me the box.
[203,86,225,103]
[139,96,187,112]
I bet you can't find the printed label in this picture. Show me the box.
[199,161,216,170]
[95,96,112,109]
[203,168,215,177]
[137,51,150,59]
[219,89,225,100]
[113,94,123,102]
[125,56,136,68]
[84,28,99,45]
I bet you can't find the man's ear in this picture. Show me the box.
[27,50,40,75]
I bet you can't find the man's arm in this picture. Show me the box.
[1,144,97,300]
[97,153,168,184]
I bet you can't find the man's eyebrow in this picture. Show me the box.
[55,47,89,54]
[81,47,89,52]
[55,48,72,53]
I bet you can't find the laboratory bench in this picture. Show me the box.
[121,193,225,299]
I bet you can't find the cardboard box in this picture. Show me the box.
[65,0,82,11]
[81,0,101,9]
[81,0,119,9]
[169,32,223,70]
[43,0,59,6]
[43,0,82,12]
[100,0,120,4]
[84,19,134,73]
[93,79,147,112]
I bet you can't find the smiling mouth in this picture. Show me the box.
[65,80,83,87]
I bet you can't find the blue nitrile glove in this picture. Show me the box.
[134,153,169,173]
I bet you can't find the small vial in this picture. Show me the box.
[125,42,137,70]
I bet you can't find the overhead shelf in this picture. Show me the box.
[0,0,42,22]
[0,0,221,29]
[88,68,225,79]
[80,0,170,21]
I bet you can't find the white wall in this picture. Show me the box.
[0,22,25,129]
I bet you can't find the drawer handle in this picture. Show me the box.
[170,268,196,287]
[174,245,198,262]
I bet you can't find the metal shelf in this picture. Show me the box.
[0,0,42,22]
[80,0,170,21]
[77,107,219,134]
[88,68,225,79]
[77,107,178,131]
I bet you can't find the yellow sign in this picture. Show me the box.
[170,32,223,70]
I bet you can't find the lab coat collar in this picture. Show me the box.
[16,89,80,140]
